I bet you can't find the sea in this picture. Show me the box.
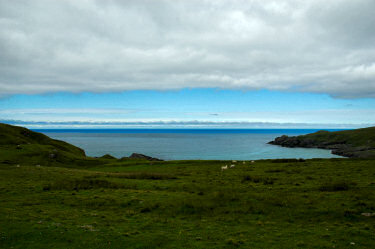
[34,129,345,160]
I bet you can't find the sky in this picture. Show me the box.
[0,0,374,128]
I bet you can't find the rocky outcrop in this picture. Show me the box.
[268,128,375,158]
[128,153,163,161]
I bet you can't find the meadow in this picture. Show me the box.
[1,157,375,248]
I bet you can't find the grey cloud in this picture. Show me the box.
[0,0,374,98]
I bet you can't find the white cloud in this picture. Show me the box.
[2,120,372,129]
[0,0,374,98]
[2,107,375,125]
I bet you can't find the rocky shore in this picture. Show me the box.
[268,128,375,158]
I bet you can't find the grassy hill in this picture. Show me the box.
[0,123,117,167]
[269,126,375,158]
[1,123,375,248]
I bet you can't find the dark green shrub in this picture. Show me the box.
[43,179,125,191]
[319,182,351,192]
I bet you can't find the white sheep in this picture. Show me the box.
[230,164,235,168]
[242,161,246,164]
[232,160,237,163]
[221,165,228,170]
[251,160,255,164]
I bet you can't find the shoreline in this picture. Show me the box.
[268,128,375,158]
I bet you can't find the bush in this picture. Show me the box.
[43,179,125,191]
[264,168,285,173]
[242,175,274,185]
[105,172,177,180]
[271,158,306,163]
[319,181,352,192]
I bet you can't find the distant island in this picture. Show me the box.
[269,127,375,158]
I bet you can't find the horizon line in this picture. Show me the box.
[1,119,373,129]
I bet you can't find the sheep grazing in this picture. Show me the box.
[221,165,228,170]
[232,160,237,163]
[242,161,246,164]
[251,160,255,164]
[230,164,235,168]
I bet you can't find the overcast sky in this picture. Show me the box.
[0,0,374,127]
[1,0,374,98]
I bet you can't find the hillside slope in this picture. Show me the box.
[0,123,91,166]
[0,123,162,166]
[269,127,375,158]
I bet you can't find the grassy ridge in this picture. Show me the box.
[0,123,85,155]
[0,123,90,167]
[1,124,375,248]
[302,127,375,147]
[269,126,375,158]
[0,123,131,167]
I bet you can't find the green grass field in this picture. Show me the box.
[1,123,375,248]
[1,158,375,248]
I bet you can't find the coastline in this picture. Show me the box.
[268,128,375,158]
[38,128,343,160]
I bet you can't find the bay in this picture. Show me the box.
[34,129,344,160]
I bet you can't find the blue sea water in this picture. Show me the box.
[34,129,344,160]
